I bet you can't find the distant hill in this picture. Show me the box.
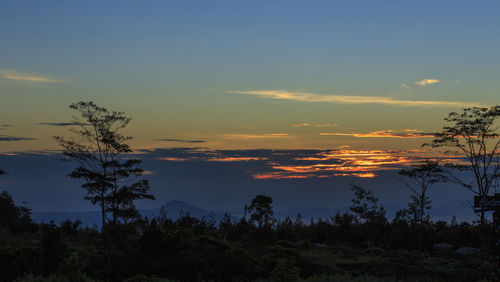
[31,199,473,228]
[32,200,237,228]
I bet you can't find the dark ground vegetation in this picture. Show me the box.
[1,189,498,282]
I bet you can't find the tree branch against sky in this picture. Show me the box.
[398,160,447,225]
[54,101,154,227]
[424,106,500,224]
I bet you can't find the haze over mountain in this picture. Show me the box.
[31,197,476,229]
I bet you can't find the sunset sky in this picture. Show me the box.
[0,1,498,216]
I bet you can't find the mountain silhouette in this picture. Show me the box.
[32,200,237,228]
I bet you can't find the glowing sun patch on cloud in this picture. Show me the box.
[149,148,464,180]
[415,79,440,86]
[251,149,421,180]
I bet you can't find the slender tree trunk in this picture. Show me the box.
[101,190,106,228]
[420,194,425,225]
[478,206,489,262]
[480,207,485,225]
[481,206,486,254]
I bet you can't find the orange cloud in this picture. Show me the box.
[158,157,190,161]
[148,148,464,181]
[293,123,310,127]
[353,172,377,178]
[253,172,309,180]
[320,130,434,138]
[207,157,266,162]
[251,149,428,180]
[266,133,289,136]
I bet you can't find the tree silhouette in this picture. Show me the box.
[248,195,274,229]
[398,160,447,225]
[106,159,154,224]
[54,101,154,227]
[349,183,386,224]
[0,191,33,232]
[423,106,500,224]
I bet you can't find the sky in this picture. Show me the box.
[0,1,498,217]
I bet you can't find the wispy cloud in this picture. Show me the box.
[158,157,191,161]
[315,123,338,127]
[400,83,409,88]
[293,122,338,127]
[154,138,206,143]
[293,123,310,127]
[37,122,83,127]
[320,130,435,138]
[0,135,36,142]
[228,90,474,107]
[223,134,291,140]
[1,69,62,83]
[130,148,464,180]
[415,78,440,86]
[266,133,289,136]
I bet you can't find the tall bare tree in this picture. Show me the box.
[424,106,500,224]
[55,101,154,227]
[398,160,447,225]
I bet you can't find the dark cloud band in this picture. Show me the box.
[37,122,84,127]
[0,136,36,141]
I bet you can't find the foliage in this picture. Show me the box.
[398,160,447,225]
[349,183,387,225]
[0,191,35,233]
[423,105,500,224]
[40,221,66,276]
[247,195,274,229]
[270,258,301,282]
[0,190,497,281]
[54,101,154,227]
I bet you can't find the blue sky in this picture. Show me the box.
[1,2,498,151]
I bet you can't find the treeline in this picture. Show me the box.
[0,188,497,281]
